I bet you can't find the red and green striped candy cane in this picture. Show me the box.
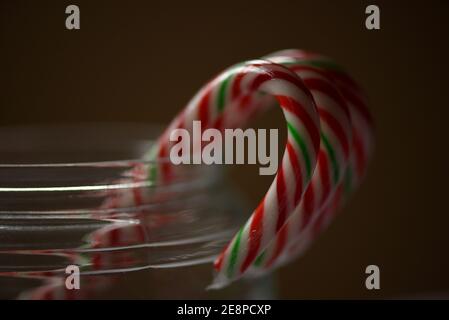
[243,52,354,271]
[96,50,374,288]
[247,50,375,273]
[151,60,322,288]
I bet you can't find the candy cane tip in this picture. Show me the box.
[207,274,231,290]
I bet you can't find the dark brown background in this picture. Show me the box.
[1,0,448,298]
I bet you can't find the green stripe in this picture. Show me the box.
[217,75,231,112]
[287,122,312,180]
[254,252,266,267]
[145,147,159,184]
[320,132,339,184]
[217,62,247,112]
[227,227,244,278]
[148,164,157,183]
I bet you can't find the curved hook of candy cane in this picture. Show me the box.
[154,60,322,289]
[246,50,375,275]
[241,52,354,272]
[269,50,375,192]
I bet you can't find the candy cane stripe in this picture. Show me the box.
[240,200,265,273]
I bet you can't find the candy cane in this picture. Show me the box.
[92,50,373,289]
[238,52,353,271]
[149,61,321,288]
[247,50,375,273]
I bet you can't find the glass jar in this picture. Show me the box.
[0,123,275,299]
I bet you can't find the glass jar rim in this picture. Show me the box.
[0,122,175,167]
[0,122,221,197]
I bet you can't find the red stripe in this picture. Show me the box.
[318,108,350,159]
[291,65,329,79]
[250,70,311,97]
[158,144,171,180]
[312,184,344,236]
[266,226,288,267]
[286,142,303,205]
[239,94,252,110]
[232,67,311,101]
[318,151,331,205]
[158,142,167,157]
[214,253,225,271]
[92,253,102,269]
[276,165,288,232]
[198,90,211,127]
[41,271,54,277]
[231,72,245,99]
[292,64,362,95]
[301,183,315,229]
[277,95,320,155]
[303,78,350,120]
[213,115,224,131]
[214,241,231,271]
[109,227,120,246]
[158,111,185,181]
[240,200,265,273]
[132,188,142,207]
